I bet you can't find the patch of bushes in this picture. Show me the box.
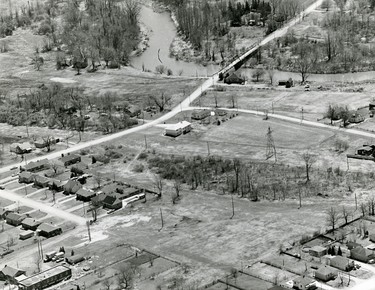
[138,152,148,160]
[133,164,144,173]
[104,150,123,159]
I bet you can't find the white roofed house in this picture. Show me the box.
[164,121,191,137]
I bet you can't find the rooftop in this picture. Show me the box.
[18,265,70,287]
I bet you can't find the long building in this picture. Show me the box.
[18,265,71,290]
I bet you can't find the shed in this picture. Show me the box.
[61,154,81,166]
[6,212,26,226]
[19,230,34,240]
[34,137,57,149]
[65,255,85,265]
[76,188,96,202]
[330,256,354,271]
[0,265,26,283]
[21,218,42,231]
[102,196,122,210]
[357,145,375,156]
[309,246,327,257]
[314,266,337,282]
[37,223,62,238]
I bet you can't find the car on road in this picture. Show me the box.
[0,186,4,190]
[304,84,310,91]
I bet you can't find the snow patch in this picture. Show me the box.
[50,77,77,83]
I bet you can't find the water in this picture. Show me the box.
[131,5,219,77]
[132,4,375,83]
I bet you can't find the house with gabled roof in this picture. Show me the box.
[314,265,337,282]
[329,256,354,271]
[71,161,88,175]
[10,142,33,154]
[102,195,122,210]
[76,188,96,202]
[0,265,26,283]
[350,246,375,263]
[292,276,317,290]
[309,246,327,257]
[33,175,50,188]
[63,179,82,195]
[6,212,26,226]
[21,159,50,173]
[61,154,81,167]
[19,171,34,184]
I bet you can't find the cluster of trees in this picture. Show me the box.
[58,0,140,72]
[325,105,352,126]
[0,84,139,135]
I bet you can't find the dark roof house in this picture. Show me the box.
[102,196,122,210]
[37,223,62,238]
[71,162,88,175]
[61,154,81,166]
[76,188,96,202]
[21,218,42,231]
[0,265,26,283]
[6,212,26,226]
[224,73,245,85]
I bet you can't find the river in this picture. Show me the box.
[131,4,375,83]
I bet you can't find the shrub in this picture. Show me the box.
[133,164,144,173]
[138,152,148,160]
[155,65,167,74]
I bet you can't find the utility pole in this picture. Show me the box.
[230,195,235,219]
[86,221,91,242]
[207,141,210,156]
[301,107,304,122]
[158,208,164,231]
[144,135,148,149]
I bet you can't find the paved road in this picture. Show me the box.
[0,188,86,225]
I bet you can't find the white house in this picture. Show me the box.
[164,121,191,137]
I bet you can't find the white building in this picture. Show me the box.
[164,121,191,137]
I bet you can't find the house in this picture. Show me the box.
[279,78,294,88]
[18,265,71,290]
[347,241,362,250]
[21,218,42,231]
[309,246,327,257]
[329,256,354,271]
[76,188,96,202]
[10,142,33,154]
[61,154,81,166]
[6,212,26,226]
[37,223,62,238]
[63,179,82,195]
[19,171,34,184]
[215,109,227,117]
[164,121,192,137]
[314,266,337,282]
[21,159,50,173]
[34,137,57,149]
[224,73,245,85]
[349,112,365,124]
[350,246,375,263]
[49,179,67,192]
[71,162,89,175]
[0,265,26,284]
[0,207,12,219]
[369,102,375,111]
[19,230,34,240]
[191,110,210,120]
[33,175,50,188]
[102,195,122,210]
[370,234,375,243]
[118,187,142,200]
[292,277,317,290]
[357,145,375,156]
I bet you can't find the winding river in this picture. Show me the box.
[132,4,375,83]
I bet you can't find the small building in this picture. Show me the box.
[224,73,245,85]
[349,112,365,124]
[164,121,192,137]
[314,266,337,282]
[65,255,85,265]
[33,175,50,188]
[21,159,50,173]
[369,102,375,111]
[329,256,354,272]
[21,218,42,231]
[347,241,362,250]
[102,195,122,210]
[10,142,33,154]
[292,277,317,290]
[0,207,12,219]
[37,223,62,238]
[309,246,327,257]
[0,265,26,284]
[19,171,34,184]
[61,154,81,167]
[6,212,26,226]
[350,246,375,263]
[63,179,82,195]
[18,265,71,290]
[118,187,142,200]
[76,188,96,202]
[191,110,211,120]
[19,230,34,240]
[279,78,294,88]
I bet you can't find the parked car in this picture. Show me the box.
[304,84,310,91]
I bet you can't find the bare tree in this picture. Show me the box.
[42,135,55,152]
[301,151,317,182]
[32,53,44,71]
[34,253,42,274]
[150,93,171,112]
[252,67,264,82]
[342,206,350,224]
[94,172,103,189]
[368,195,375,215]
[360,202,367,217]
[50,161,60,177]
[153,175,164,197]
[102,279,112,290]
[325,104,338,125]
[117,265,134,289]
[326,207,340,232]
